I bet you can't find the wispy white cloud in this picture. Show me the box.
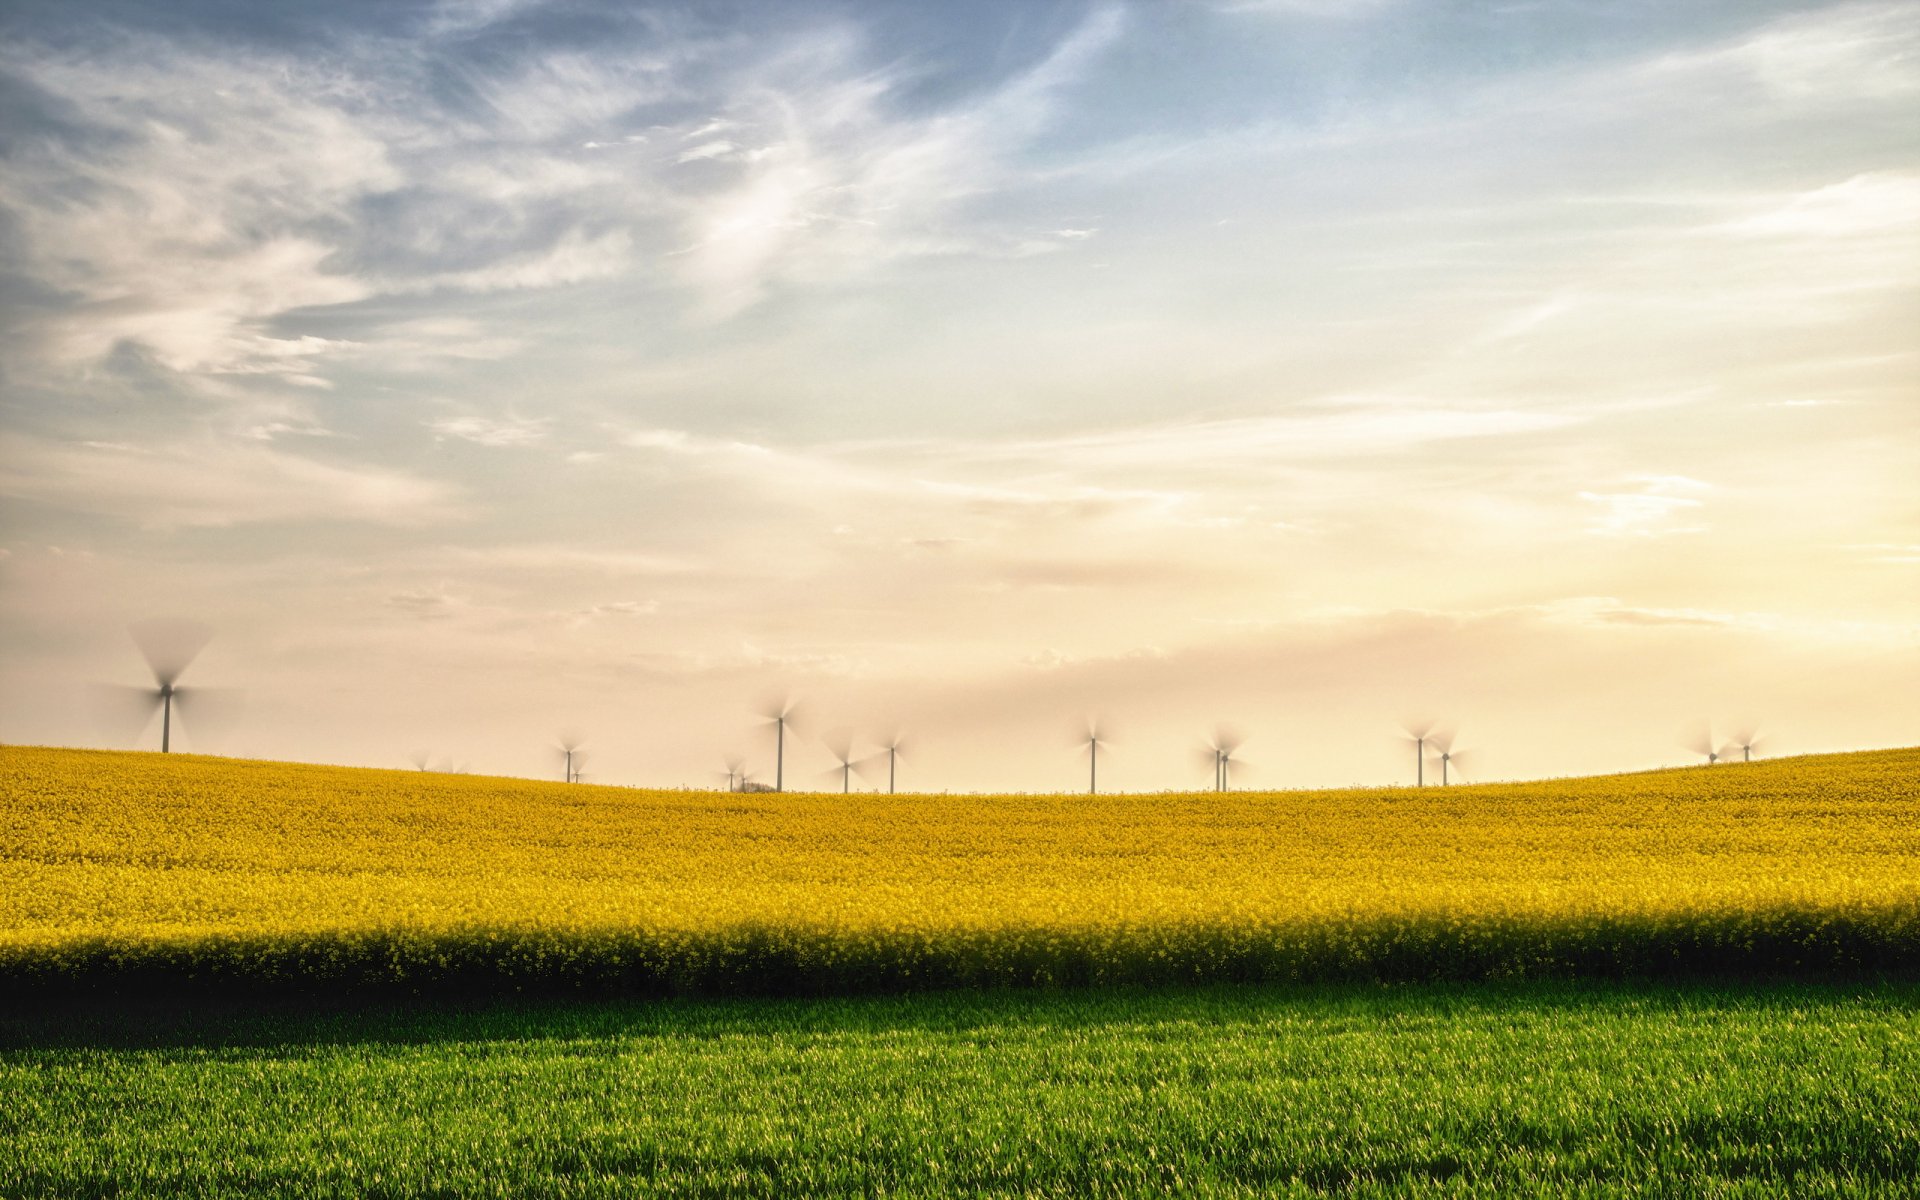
[433,545,699,577]
[997,403,1583,470]
[386,586,467,618]
[677,140,741,164]
[1850,542,1920,565]
[428,413,550,447]
[0,434,462,529]
[668,7,1127,316]
[1579,475,1711,538]
[0,41,396,382]
[623,428,777,459]
[1209,0,1400,16]
[1716,172,1920,239]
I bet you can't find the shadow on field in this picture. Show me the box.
[4,977,1915,1054]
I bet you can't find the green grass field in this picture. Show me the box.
[5,980,1917,1198]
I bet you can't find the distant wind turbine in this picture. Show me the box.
[858,733,908,794]
[1079,719,1111,794]
[823,730,861,794]
[1687,724,1733,765]
[1401,720,1442,787]
[555,736,586,783]
[1198,726,1246,792]
[759,697,803,792]
[1429,732,1471,786]
[92,619,241,753]
[1731,726,1767,763]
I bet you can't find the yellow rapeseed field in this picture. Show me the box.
[2,744,1917,994]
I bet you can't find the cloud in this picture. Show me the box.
[1716,172,1920,240]
[618,398,1584,489]
[668,7,1127,316]
[416,229,636,293]
[0,26,681,396]
[0,40,397,382]
[677,140,740,164]
[1851,543,1920,565]
[1718,2,1920,102]
[1210,0,1399,16]
[386,587,465,618]
[570,599,660,620]
[623,429,776,459]
[428,414,550,447]
[0,434,462,529]
[1578,475,1711,538]
[434,545,699,577]
[1540,596,1742,630]
[999,402,1583,469]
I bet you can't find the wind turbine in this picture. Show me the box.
[1687,724,1731,766]
[858,733,907,794]
[716,755,747,792]
[555,736,586,783]
[823,730,861,794]
[1401,720,1442,787]
[1079,719,1111,794]
[758,697,803,792]
[1429,732,1471,786]
[1197,726,1246,792]
[95,619,239,752]
[1730,726,1766,763]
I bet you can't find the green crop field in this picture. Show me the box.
[4,981,1917,1198]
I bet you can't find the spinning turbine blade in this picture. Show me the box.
[170,686,245,750]
[129,619,214,690]
[88,683,164,747]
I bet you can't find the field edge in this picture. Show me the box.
[7,900,1918,1004]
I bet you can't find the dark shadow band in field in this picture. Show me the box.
[3,975,1916,1053]
[5,901,1917,1009]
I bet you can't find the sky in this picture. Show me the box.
[1,0,1916,792]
